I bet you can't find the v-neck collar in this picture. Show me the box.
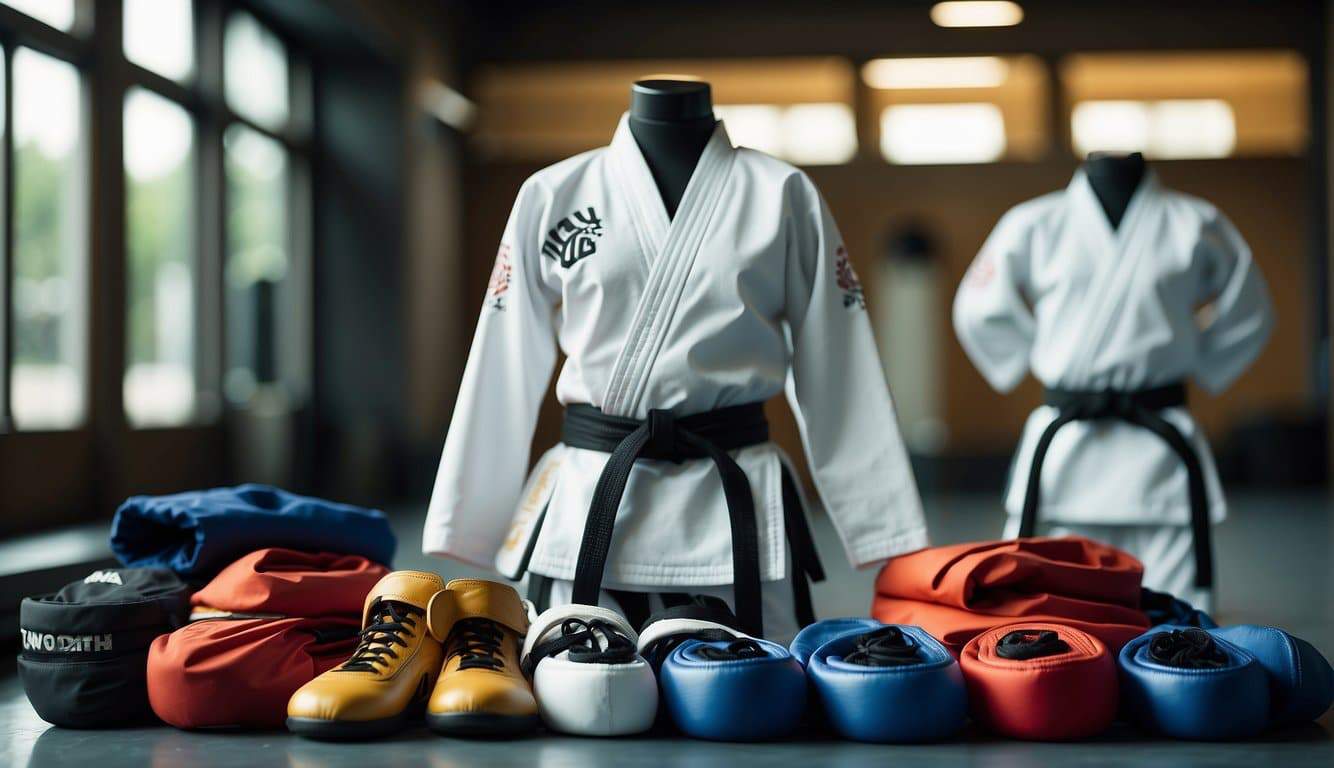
[609,113,733,267]
[1069,167,1159,247]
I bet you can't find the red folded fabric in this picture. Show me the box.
[189,548,387,616]
[147,548,388,729]
[871,537,1149,655]
[147,616,360,729]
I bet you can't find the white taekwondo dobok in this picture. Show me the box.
[424,116,927,589]
[954,169,1273,527]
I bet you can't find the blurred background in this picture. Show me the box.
[0,1,1327,578]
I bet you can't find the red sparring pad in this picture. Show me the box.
[960,622,1118,741]
[147,548,387,729]
[871,537,1149,655]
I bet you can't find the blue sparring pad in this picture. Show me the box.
[1119,626,1271,740]
[1213,625,1334,726]
[659,637,807,742]
[110,484,396,578]
[802,622,967,743]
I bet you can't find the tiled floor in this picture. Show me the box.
[3,492,1330,767]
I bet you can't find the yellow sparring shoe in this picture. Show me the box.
[287,571,447,740]
[425,579,539,737]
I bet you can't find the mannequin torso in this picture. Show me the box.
[627,79,716,219]
[1084,152,1146,230]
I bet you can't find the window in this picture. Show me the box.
[0,1,310,435]
[124,88,195,426]
[880,103,1007,165]
[11,48,86,429]
[224,124,288,403]
[225,11,289,131]
[1062,51,1307,158]
[1071,99,1236,159]
[124,0,194,82]
[862,55,1048,164]
[0,0,74,32]
[714,103,857,165]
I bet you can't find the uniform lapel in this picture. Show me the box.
[609,116,670,271]
[1065,169,1161,381]
[601,116,736,416]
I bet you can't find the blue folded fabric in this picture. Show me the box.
[111,484,396,578]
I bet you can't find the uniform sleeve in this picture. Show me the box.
[952,208,1036,393]
[783,174,928,568]
[422,179,559,568]
[1193,209,1274,393]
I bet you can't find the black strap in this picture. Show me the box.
[638,595,740,635]
[1018,383,1213,589]
[564,403,768,636]
[842,625,922,667]
[995,629,1071,660]
[1147,628,1229,668]
[782,467,824,629]
[607,590,652,632]
[527,574,554,613]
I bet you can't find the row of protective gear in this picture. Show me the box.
[19,485,397,730]
[284,570,1332,743]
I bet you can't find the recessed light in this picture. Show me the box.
[930,1,1024,28]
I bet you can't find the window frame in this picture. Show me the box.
[0,0,315,534]
[0,0,312,434]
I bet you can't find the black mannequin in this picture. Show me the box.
[628,79,716,219]
[1084,152,1147,230]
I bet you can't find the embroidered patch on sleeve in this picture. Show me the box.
[963,252,996,290]
[486,244,513,311]
[835,245,865,309]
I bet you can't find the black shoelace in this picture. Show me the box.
[640,628,739,669]
[521,617,638,677]
[1147,628,1229,669]
[338,600,422,673]
[692,638,768,661]
[448,617,508,671]
[842,626,922,667]
[996,629,1071,661]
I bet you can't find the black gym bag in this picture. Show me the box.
[18,567,190,728]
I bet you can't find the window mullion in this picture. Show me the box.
[1,41,14,429]
[195,0,224,420]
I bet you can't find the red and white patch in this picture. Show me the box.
[486,244,513,310]
[834,245,865,309]
[964,253,996,290]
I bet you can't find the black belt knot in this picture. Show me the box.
[645,409,684,463]
[562,402,772,636]
[1067,391,1135,419]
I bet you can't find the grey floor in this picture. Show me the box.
[2,492,1331,767]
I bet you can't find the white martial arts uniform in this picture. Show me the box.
[424,116,926,630]
[955,169,1274,608]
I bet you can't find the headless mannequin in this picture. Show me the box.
[1084,152,1146,230]
[628,80,716,219]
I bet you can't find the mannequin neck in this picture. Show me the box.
[628,80,715,219]
[1084,152,1146,230]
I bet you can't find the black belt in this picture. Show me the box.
[1018,382,1212,589]
[560,402,823,637]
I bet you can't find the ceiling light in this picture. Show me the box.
[930,2,1024,28]
[862,57,1009,89]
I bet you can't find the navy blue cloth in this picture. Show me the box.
[111,485,396,578]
